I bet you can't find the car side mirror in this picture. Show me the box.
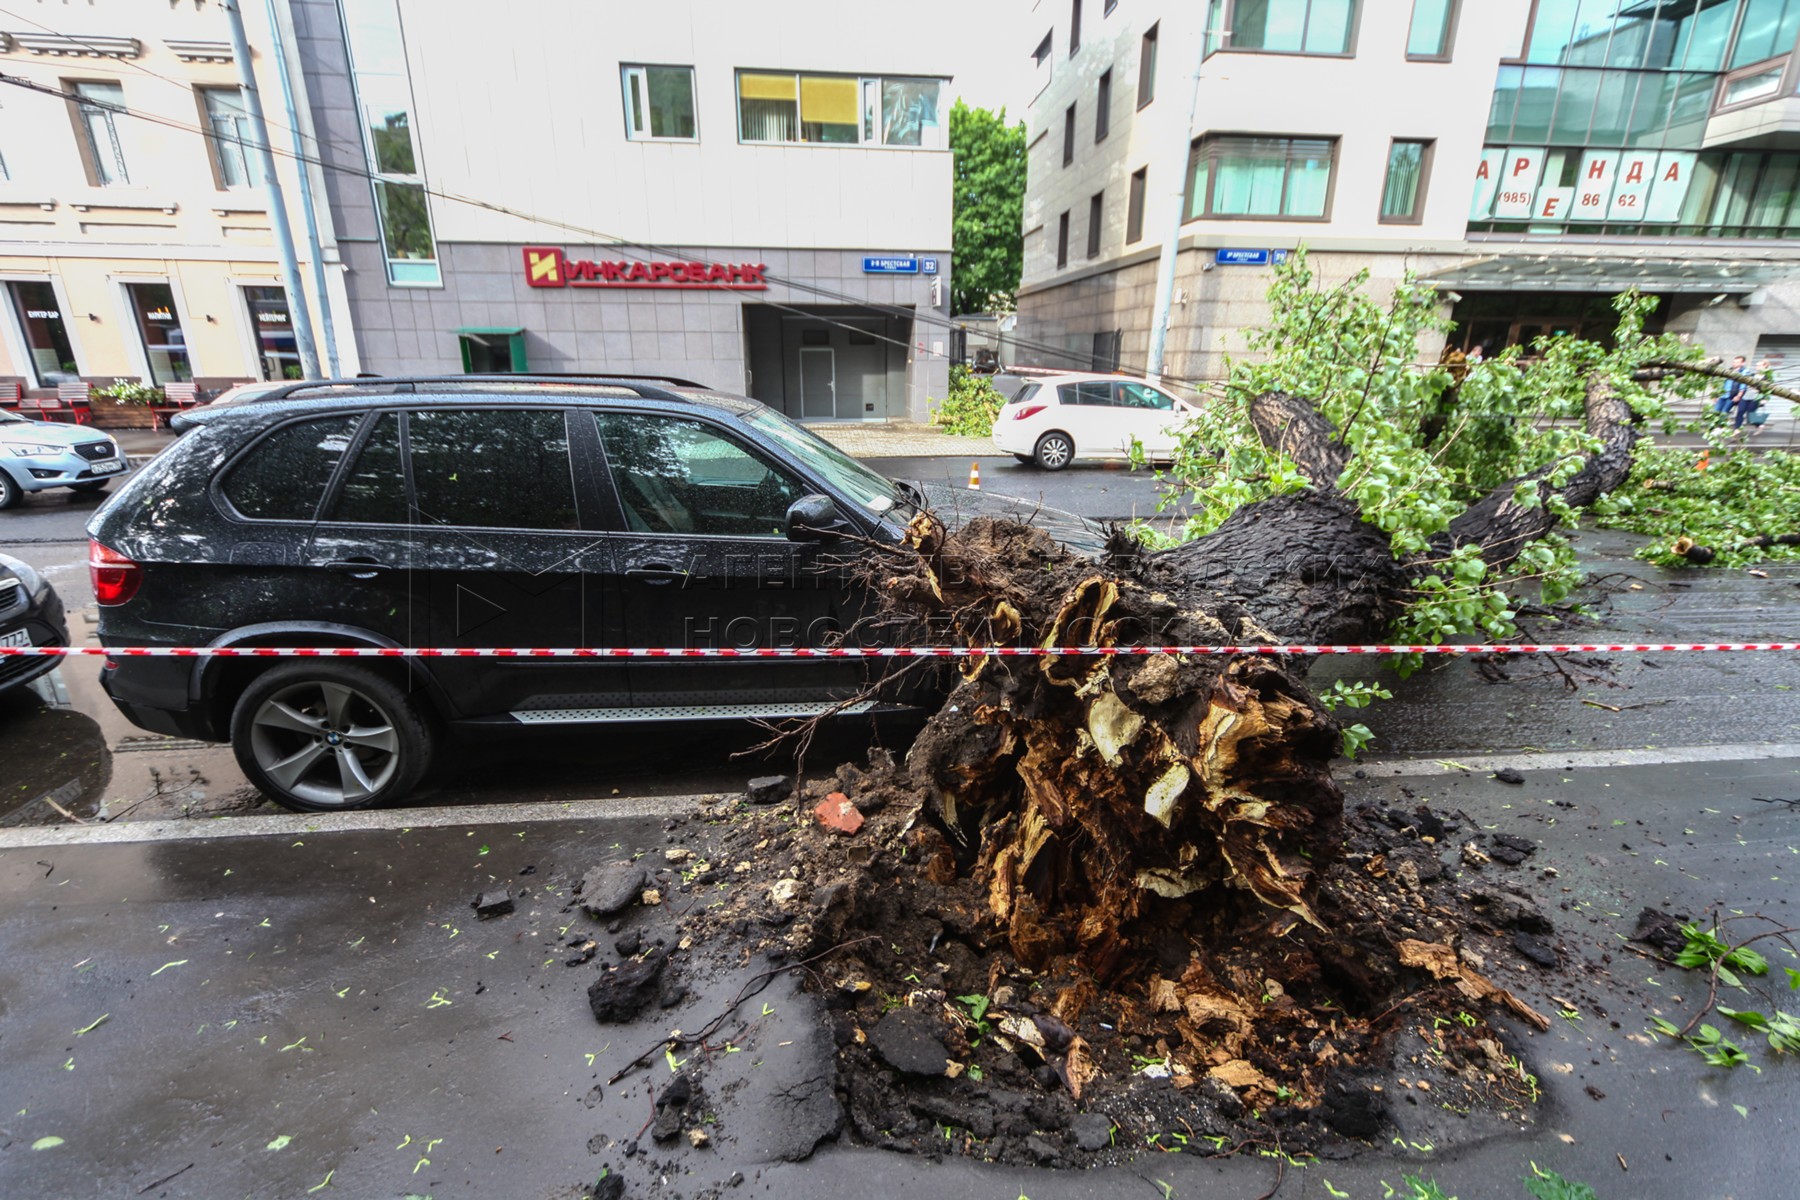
[786,494,845,542]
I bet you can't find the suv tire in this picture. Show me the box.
[230,661,434,812]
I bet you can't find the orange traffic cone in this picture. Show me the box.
[968,461,981,490]
[1696,450,1710,471]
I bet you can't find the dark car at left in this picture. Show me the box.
[86,376,1101,813]
[0,552,68,696]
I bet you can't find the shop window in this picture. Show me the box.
[1222,0,1357,56]
[6,281,79,387]
[1096,69,1112,141]
[1406,0,1456,60]
[125,282,193,386]
[1087,191,1104,257]
[70,80,130,187]
[738,71,943,147]
[1127,166,1149,241]
[1057,210,1071,267]
[244,286,301,381]
[455,327,528,373]
[1185,134,1337,220]
[199,87,253,188]
[409,409,578,531]
[1138,24,1159,106]
[621,65,697,140]
[223,416,359,522]
[1380,139,1433,223]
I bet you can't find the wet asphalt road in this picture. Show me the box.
[1,755,1796,1199]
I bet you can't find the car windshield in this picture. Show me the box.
[744,407,897,515]
[0,411,27,425]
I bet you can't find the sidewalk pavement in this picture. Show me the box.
[810,420,994,459]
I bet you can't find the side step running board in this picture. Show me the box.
[509,700,881,724]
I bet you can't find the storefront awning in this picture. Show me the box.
[1422,255,1800,296]
[453,326,525,337]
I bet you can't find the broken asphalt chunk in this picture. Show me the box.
[1494,767,1526,785]
[586,950,666,1023]
[580,862,647,918]
[471,890,514,919]
[871,1006,950,1075]
[746,774,793,805]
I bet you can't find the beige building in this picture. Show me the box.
[1017,0,1800,387]
[0,1,351,395]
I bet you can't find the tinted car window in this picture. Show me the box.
[1060,381,1114,406]
[221,416,359,521]
[409,409,578,530]
[1117,382,1175,410]
[328,413,407,524]
[595,412,803,537]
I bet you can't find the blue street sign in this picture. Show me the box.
[921,257,939,275]
[1214,248,1289,266]
[863,256,920,274]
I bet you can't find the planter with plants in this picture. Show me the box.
[88,379,166,428]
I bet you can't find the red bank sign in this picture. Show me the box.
[523,246,769,290]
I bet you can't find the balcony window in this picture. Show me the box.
[1730,0,1800,69]
[1224,0,1356,56]
[621,65,697,140]
[1185,134,1336,220]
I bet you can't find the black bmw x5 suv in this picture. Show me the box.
[88,377,1100,812]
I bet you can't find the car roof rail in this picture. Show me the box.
[257,374,707,404]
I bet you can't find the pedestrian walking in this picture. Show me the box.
[1736,358,1773,436]
[1713,355,1748,419]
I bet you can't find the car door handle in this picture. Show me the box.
[323,558,386,580]
[626,565,688,586]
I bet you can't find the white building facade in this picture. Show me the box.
[289,0,959,420]
[1016,0,1800,384]
[0,1,352,393]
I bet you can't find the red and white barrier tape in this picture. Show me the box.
[1,642,1796,660]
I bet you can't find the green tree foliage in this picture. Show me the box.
[930,365,1008,436]
[1153,250,1712,669]
[949,101,1025,315]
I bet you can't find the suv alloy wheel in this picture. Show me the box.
[230,662,435,812]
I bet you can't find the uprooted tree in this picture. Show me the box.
[858,252,1775,1001]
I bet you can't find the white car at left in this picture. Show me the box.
[0,410,129,509]
[990,372,1199,469]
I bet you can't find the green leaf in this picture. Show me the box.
[267,1134,293,1151]
[31,1136,64,1151]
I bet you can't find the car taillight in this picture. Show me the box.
[89,540,143,607]
[1013,405,1047,420]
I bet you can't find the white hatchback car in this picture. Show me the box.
[991,372,1198,469]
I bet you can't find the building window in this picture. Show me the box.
[244,286,299,381]
[1406,0,1456,60]
[1380,139,1432,222]
[200,87,253,189]
[1730,0,1800,69]
[1070,0,1082,55]
[1105,0,1118,13]
[1057,210,1071,267]
[1127,166,1148,241]
[736,72,944,147]
[340,0,438,286]
[1185,134,1337,220]
[1138,23,1159,107]
[621,65,697,140]
[125,282,193,385]
[1087,191,1104,257]
[1096,69,1112,140]
[1063,102,1077,165]
[1034,30,1054,67]
[1522,0,1736,70]
[1222,0,1357,56]
[5,281,78,387]
[70,81,130,187]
